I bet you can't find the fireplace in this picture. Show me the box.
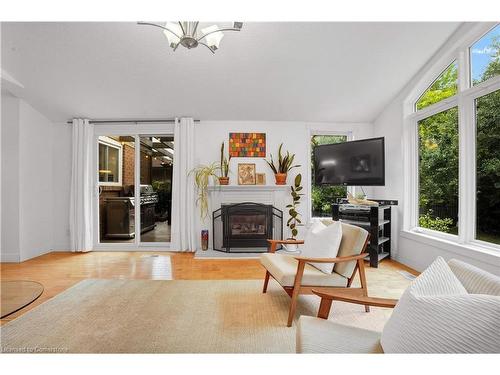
[212,202,283,252]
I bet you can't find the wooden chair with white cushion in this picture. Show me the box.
[297,257,500,353]
[260,222,370,327]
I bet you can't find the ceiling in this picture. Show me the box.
[1,22,461,123]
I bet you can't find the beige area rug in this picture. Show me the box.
[0,279,392,353]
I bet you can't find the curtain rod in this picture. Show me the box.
[66,119,200,125]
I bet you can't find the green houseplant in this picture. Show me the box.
[286,174,303,244]
[265,143,300,185]
[190,162,220,220]
[219,142,231,185]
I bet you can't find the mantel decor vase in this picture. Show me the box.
[274,173,287,185]
[218,177,229,185]
[201,230,209,251]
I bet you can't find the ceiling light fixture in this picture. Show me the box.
[138,21,243,54]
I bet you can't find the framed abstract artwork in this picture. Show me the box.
[229,133,266,157]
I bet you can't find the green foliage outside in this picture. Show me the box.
[418,213,454,233]
[416,62,458,111]
[417,34,500,244]
[311,135,347,217]
[475,35,500,244]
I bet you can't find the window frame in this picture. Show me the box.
[404,22,500,252]
[98,136,123,187]
[307,129,353,221]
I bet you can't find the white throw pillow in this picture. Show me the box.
[301,220,342,274]
[381,256,500,353]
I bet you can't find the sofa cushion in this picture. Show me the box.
[381,256,500,353]
[448,258,500,296]
[301,220,342,273]
[297,316,383,353]
[260,253,348,287]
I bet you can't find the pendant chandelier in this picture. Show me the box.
[138,21,243,54]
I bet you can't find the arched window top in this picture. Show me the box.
[470,24,500,87]
[415,61,458,111]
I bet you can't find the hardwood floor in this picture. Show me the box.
[0,251,418,325]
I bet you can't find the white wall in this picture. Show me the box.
[1,93,21,262]
[1,91,61,261]
[371,98,404,260]
[18,100,54,260]
[193,121,373,249]
[371,23,500,275]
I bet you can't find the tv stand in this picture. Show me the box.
[332,199,397,268]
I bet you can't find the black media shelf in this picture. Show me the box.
[332,199,397,268]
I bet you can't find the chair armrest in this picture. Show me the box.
[267,239,305,245]
[312,288,398,308]
[267,239,304,253]
[294,252,368,264]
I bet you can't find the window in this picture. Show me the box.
[475,89,500,244]
[408,23,500,249]
[310,134,347,217]
[98,137,122,185]
[418,107,459,235]
[415,62,457,111]
[470,24,500,86]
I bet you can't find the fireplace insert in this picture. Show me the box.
[212,202,283,252]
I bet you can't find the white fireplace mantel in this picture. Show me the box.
[207,184,291,209]
[207,185,290,192]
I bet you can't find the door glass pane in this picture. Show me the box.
[470,24,500,86]
[99,139,120,183]
[139,135,174,243]
[311,134,348,217]
[416,62,458,111]
[98,135,136,243]
[418,107,459,234]
[475,89,500,245]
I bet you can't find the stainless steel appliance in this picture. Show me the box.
[104,185,159,239]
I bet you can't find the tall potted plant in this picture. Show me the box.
[286,174,303,249]
[219,142,231,185]
[190,162,220,221]
[265,143,300,185]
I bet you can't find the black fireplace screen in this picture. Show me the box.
[212,202,283,253]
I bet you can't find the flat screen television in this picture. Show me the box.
[313,137,385,186]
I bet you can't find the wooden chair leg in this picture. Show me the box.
[287,261,306,327]
[263,271,270,293]
[358,259,370,312]
[317,297,333,319]
[287,287,301,327]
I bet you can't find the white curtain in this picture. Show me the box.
[170,117,197,251]
[69,118,94,252]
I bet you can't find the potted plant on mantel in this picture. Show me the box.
[218,142,231,185]
[265,143,300,185]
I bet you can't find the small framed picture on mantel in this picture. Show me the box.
[256,173,266,185]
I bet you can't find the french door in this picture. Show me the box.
[93,124,175,250]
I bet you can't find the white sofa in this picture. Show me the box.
[297,258,500,353]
